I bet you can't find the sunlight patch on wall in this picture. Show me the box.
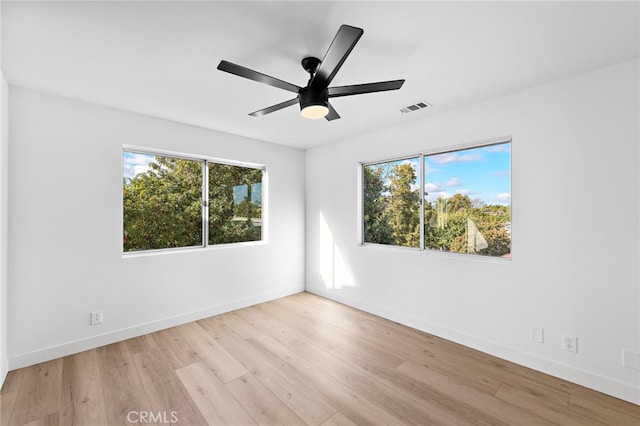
[319,212,355,289]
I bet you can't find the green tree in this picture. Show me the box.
[363,165,393,244]
[208,163,262,245]
[425,194,511,257]
[387,163,420,247]
[478,228,511,257]
[123,156,263,252]
[123,156,203,251]
[446,193,473,213]
[363,158,510,257]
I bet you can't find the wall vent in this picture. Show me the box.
[400,100,432,114]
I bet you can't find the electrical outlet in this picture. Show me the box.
[530,326,544,343]
[90,310,103,325]
[563,334,577,353]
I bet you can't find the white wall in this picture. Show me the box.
[0,73,7,387]
[0,0,9,386]
[8,87,305,368]
[305,59,640,404]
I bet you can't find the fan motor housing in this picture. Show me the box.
[299,86,328,111]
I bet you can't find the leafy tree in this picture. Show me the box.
[364,157,511,257]
[123,156,263,252]
[387,163,420,247]
[446,193,473,213]
[477,228,511,257]
[123,156,202,251]
[208,163,262,244]
[363,165,393,244]
[449,226,510,256]
[424,194,511,257]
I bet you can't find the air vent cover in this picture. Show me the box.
[400,100,432,114]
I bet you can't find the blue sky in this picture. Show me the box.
[424,143,511,206]
[366,142,511,206]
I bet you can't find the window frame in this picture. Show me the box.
[122,145,266,255]
[360,137,512,260]
[360,154,424,251]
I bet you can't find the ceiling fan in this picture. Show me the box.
[217,24,405,121]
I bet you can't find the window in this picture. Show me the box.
[362,140,511,259]
[424,142,511,258]
[363,157,421,248]
[123,149,264,253]
[208,163,262,245]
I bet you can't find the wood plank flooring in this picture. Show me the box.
[1,292,639,425]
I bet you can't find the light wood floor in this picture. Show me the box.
[1,292,639,426]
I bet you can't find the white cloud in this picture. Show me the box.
[424,163,440,174]
[431,152,482,165]
[425,182,439,192]
[445,177,463,187]
[496,192,511,202]
[491,170,510,177]
[123,153,154,179]
[425,188,451,202]
[487,144,510,153]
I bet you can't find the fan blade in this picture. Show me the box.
[325,103,340,121]
[329,80,405,98]
[310,25,363,90]
[249,97,299,117]
[218,60,301,94]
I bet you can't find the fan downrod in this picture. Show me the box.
[301,57,321,77]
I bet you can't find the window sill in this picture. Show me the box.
[360,242,512,263]
[122,240,267,258]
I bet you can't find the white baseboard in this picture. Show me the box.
[9,285,303,370]
[0,362,7,389]
[307,287,640,406]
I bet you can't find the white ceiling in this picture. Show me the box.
[2,1,639,149]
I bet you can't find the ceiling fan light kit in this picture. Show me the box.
[217,24,405,121]
[299,85,329,119]
[300,104,329,120]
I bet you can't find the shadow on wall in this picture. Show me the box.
[319,212,356,289]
